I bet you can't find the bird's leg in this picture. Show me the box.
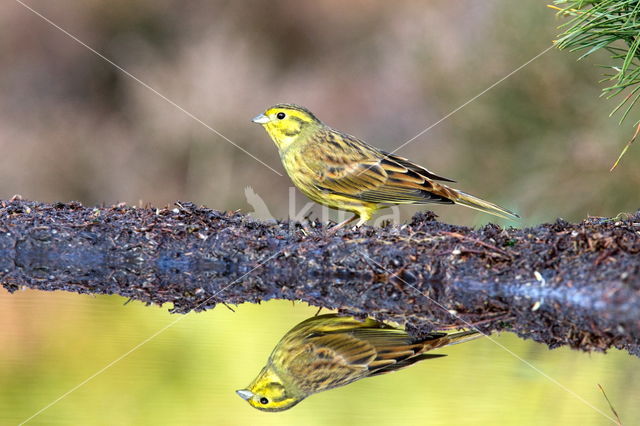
[351,210,373,230]
[327,214,359,234]
[354,217,368,227]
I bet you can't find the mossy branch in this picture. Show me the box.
[1,199,640,356]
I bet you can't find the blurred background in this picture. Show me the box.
[0,1,638,425]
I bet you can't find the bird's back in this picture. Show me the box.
[271,315,479,395]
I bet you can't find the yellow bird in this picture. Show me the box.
[236,314,480,412]
[252,104,519,229]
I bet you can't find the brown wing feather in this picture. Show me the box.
[285,333,376,393]
[302,129,457,205]
[284,316,455,392]
[279,315,480,394]
[380,151,456,183]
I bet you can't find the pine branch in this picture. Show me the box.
[554,0,640,124]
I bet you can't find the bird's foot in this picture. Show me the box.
[327,215,359,235]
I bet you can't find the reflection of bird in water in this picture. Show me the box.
[237,314,481,411]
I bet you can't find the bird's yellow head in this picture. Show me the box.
[252,104,322,151]
[236,366,304,412]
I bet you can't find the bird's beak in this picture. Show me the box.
[236,389,254,400]
[251,113,270,124]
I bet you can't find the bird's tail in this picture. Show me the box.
[452,190,520,221]
[443,330,483,346]
[418,329,483,355]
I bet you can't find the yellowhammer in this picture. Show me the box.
[252,104,519,229]
[236,314,480,412]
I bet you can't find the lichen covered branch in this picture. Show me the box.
[1,199,639,356]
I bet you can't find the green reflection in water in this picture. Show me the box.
[0,289,637,425]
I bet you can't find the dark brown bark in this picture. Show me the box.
[1,199,639,356]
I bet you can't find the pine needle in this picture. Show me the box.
[610,120,640,170]
[553,0,640,166]
[597,384,623,425]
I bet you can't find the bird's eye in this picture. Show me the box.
[259,397,269,405]
[276,112,286,120]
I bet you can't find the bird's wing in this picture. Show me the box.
[363,329,482,376]
[286,321,449,392]
[347,328,446,372]
[302,129,457,205]
[285,331,378,393]
[379,150,456,183]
